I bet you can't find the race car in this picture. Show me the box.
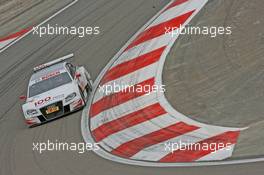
[19,53,93,127]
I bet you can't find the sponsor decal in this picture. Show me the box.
[41,71,60,80]
[34,94,64,107]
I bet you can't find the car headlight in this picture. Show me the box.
[26,109,38,115]
[65,92,77,102]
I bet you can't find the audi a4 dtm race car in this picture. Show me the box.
[20,54,93,127]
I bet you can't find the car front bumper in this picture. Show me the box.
[25,98,85,127]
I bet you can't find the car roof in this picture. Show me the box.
[29,62,68,85]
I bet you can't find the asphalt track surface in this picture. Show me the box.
[164,0,264,158]
[0,0,263,175]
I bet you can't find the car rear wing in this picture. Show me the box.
[33,53,74,72]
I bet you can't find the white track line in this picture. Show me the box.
[0,0,79,54]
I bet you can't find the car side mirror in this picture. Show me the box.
[75,73,81,79]
[19,95,27,101]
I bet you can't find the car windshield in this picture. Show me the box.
[29,72,72,97]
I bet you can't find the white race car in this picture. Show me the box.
[20,54,93,127]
